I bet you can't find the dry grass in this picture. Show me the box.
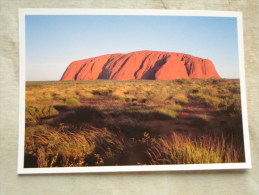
[25,124,127,167]
[24,79,245,167]
[147,132,244,164]
[26,105,59,124]
[174,93,189,104]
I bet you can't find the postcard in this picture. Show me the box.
[18,9,251,174]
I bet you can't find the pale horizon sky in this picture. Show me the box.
[26,15,240,81]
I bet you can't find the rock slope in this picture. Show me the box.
[61,50,221,80]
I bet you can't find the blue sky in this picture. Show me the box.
[26,15,239,81]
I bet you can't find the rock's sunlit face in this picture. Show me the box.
[61,50,221,81]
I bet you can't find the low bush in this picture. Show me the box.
[80,92,96,100]
[26,105,59,124]
[65,98,80,106]
[156,108,178,118]
[200,86,218,96]
[92,89,112,96]
[174,93,189,104]
[205,96,221,109]
[169,103,182,111]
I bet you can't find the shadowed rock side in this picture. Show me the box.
[61,50,221,80]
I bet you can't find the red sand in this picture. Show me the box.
[61,50,221,80]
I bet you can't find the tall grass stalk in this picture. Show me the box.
[147,132,245,164]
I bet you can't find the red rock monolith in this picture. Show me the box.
[61,50,221,80]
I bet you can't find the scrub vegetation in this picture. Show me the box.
[24,79,245,167]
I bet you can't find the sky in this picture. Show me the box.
[25,14,240,81]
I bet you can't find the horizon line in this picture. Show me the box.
[26,78,241,82]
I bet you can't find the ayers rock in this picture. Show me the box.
[61,50,221,80]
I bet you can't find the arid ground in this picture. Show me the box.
[24,79,245,167]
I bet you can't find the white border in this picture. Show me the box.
[18,9,251,174]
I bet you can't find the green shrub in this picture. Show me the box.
[206,96,221,108]
[146,89,171,105]
[219,95,241,115]
[200,86,218,96]
[80,92,96,100]
[169,103,182,111]
[65,98,80,106]
[26,105,59,124]
[112,89,127,101]
[174,93,189,104]
[92,89,112,96]
[156,108,178,118]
